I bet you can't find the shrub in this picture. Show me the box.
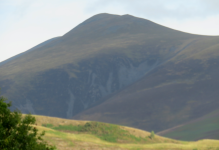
[149,131,155,139]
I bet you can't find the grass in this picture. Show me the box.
[40,126,219,150]
[42,121,149,143]
[29,114,219,150]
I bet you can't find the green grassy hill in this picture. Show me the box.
[31,115,219,150]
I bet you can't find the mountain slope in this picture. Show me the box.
[1,13,219,134]
[157,108,219,141]
[73,36,219,132]
[0,37,60,67]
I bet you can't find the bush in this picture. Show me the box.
[149,131,155,139]
[0,94,56,150]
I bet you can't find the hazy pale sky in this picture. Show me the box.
[1,0,219,63]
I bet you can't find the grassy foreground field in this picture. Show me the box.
[30,115,219,150]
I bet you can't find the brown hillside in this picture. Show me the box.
[73,36,219,132]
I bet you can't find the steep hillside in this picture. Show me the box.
[1,13,219,133]
[31,115,219,150]
[157,108,219,141]
[73,36,219,132]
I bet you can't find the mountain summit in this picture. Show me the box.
[1,13,219,133]
[63,13,184,39]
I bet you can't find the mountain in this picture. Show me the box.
[73,35,219,132]
[1,13,219,135]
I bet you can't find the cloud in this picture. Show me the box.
[0,0,35,36]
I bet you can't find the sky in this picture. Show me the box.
[1,0,219,63]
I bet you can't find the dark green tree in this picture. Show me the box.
[0,94,56,150]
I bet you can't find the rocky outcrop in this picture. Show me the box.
[14,53,161,118]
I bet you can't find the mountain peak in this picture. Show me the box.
[62,13,163,40]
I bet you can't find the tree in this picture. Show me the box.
[0,94,56,150]
[149,130,155,139]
